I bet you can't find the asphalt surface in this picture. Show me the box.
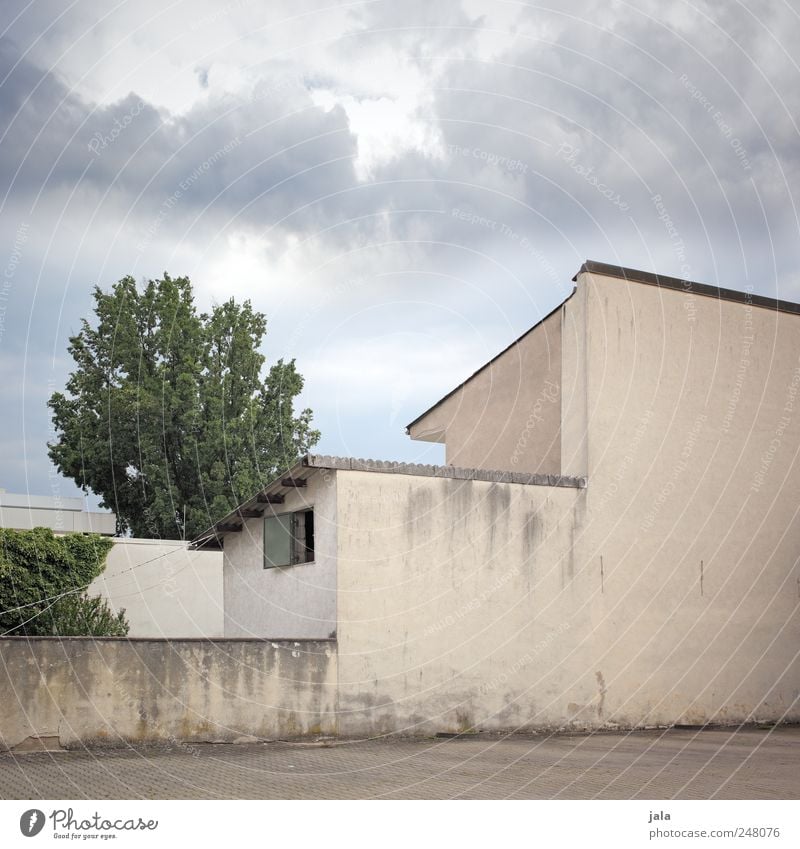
[0,726,797,800]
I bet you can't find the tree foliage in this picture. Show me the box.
[48,274,320,538]
[47,592,129,637]
[0,528,125,636]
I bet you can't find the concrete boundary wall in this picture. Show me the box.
[0,637,337,751]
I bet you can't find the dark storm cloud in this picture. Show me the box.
[3,1,798,298]
[0,38,360,250]
[358,2,800,296]
[0,41,163,197]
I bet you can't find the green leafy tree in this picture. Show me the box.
[47,273,320,538]
[0,528,125,636]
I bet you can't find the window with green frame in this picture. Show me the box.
[263,508,314,568]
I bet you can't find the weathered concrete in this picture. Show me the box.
[194,263,800,740]
[388,266,800,736]
[572,267,800,730]
[0,638,337,750]
[560,274,588,477]
[335,469,589,736]
[90,539,223,638]
[218,454,798,737]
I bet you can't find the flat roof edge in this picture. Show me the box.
[574,260,800,316]
[405,290,575,432]
[190,454,587,547]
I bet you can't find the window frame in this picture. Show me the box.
[263,507,315,569]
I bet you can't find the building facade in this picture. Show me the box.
[194,261,800,736]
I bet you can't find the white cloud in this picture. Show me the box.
[310,89,442,180]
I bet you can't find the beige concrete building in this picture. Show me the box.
[183,261,800,736]
[4,261,798,749]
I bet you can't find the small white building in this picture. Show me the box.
[193,261,800,736]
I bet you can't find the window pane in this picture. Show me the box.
[264,513,292,568]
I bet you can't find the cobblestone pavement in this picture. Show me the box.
[0,727,797,800]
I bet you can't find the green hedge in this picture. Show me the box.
[0,527,128,636]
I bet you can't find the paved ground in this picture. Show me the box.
[0,727,797,800]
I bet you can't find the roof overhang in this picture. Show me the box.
[190,453,588,549]
[189,457,316,550]
[574,260,800,315]
[406,259,800,444]
[405,290,575,436]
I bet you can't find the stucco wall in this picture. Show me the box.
[408,308,563,474]
[335,266,800,735]
[335,469,588,736]
[89,539,223,638]
[0,638,337,750]
[569,269,800,729]
[223,470,337,638]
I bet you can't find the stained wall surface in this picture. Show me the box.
[222,470,337,639]
[0,638,337,750]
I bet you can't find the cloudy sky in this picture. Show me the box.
[1,0,799,505]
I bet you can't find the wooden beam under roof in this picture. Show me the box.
[281,477,307,487]
[257,493,284,504]
[237,508,263,519]
[215,522,242,533]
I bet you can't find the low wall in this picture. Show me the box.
[90,539,224,638]
[334,471,800,736]
[0,638,337,750]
